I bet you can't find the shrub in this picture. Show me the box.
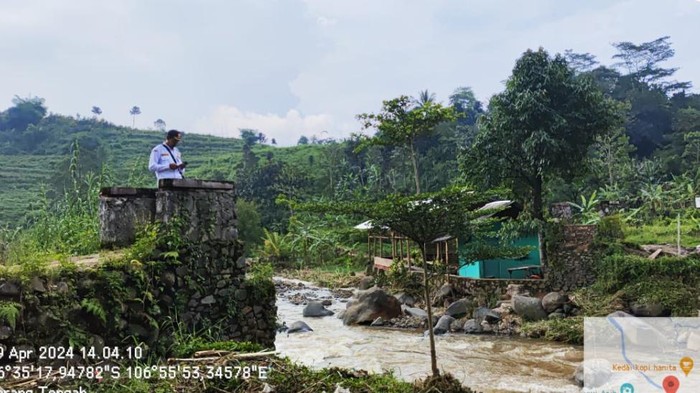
[590,254,700,316]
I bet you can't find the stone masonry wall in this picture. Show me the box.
[451,277,550,299]
[0,179,276,364]
[544,224,597,292]
[0,251,276,362]
[99,188,156,248]
[155,179,238,243]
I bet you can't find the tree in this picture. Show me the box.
[154,118,166,132]
[563,49,598,73]
[448,87,483,127]
[448,87,484,149]
[257,132,267,144]
[415,89,436,105]
[468,48,622,262]
[240,129,259,147]
[129,106,141,128]
[271,138,277,145]
[0,96,47,132]
[303,186,506,377]
[236,199,264,255]
[357,95,455,194]
[675,107,700,172]
[91,106,102,117]
[236,159,310,230]
[590,127,636,189]
[615,76,673,157]
[297,136,309,145]
[320,141,344,194]
[612,36,691,94]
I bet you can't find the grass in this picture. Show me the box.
[624,219,700,248]
[570,288,626,317]
[520,317,584,345]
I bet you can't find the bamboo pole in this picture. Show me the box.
[445,239,450,283]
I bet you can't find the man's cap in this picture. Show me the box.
[166,129,182,140]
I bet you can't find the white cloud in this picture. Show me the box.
[316,16,337,27]
[192,106,334,146]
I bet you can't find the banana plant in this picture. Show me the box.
[259,229,293,264]
[567,190,601,224]
[640,183,665,219]
[669,174,696,210]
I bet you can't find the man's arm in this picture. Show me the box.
[176,148,186,173]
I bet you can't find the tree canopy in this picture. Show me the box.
[468,48,623,222]
[612,36,691,94]
[357,95,455,194]
[0,96,47,132]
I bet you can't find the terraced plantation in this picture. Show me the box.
[0,155,63,225]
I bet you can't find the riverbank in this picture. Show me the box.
[276,251,700,348]
[276,266,584,345]
[274,276,582,393]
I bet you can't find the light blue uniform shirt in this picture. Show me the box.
[148,143,185,180]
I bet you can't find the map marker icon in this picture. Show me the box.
[662,375,679,393]
[680,356,694,376]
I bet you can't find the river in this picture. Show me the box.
[274,278,583,393]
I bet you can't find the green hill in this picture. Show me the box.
[0,110,332,227]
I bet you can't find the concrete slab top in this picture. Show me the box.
[158,179,235,190]
[100,187,156,197]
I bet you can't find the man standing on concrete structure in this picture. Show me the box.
[149,129,187,181]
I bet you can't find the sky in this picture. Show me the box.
[1,0,699,146]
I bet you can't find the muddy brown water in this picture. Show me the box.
[274,278,583,393]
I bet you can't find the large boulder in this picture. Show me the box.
[358,276,375,290]
[287,321,314,334]
[431,284,454,307]
[512,295,547,321]
[463,319,483,334]
[432,315,455,335]
[403,306,428,320]
[630,302,669,317]
[474,307,501,325]
[343,287,402,325]
[542,292,568,313]
[445,299,475,319]
[394,292,416,307]
[303,301,335,317]
[450,318,464,332]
